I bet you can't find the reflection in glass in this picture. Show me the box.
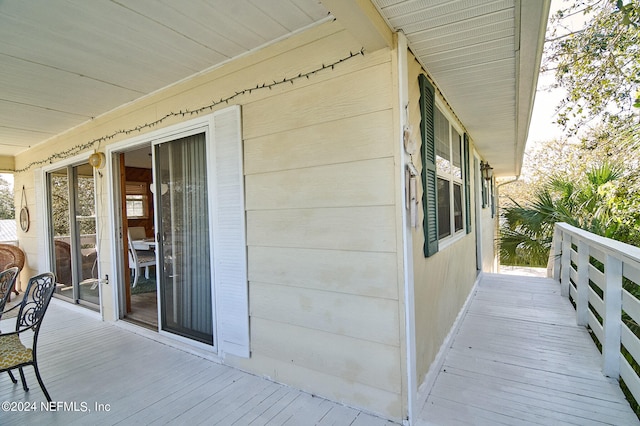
[438,177,451,239]
[435,108,450,173]
[48,164,98,305]
[451,129,462,179]
[453,183,463,232]
[50,169,71,290]
[76,168,98,304]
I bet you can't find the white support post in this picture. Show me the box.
[602,254,622,378]
[576,239,589,326]
[553,226,562,282]
[561,233,571,297]
[547,225,562,283]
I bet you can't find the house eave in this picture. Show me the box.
[368,0,551,177]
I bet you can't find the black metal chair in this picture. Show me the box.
[0,272,56,401]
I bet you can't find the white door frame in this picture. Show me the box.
[104,115,218,354]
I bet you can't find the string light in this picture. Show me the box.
[15,49,365,174]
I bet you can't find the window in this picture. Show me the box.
[435,108,465,240]
[419,73,471,257]
[125,182,148,219]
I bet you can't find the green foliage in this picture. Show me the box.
[0,176,14,220]
[50,172,96,237]
[545,0,640,135]
[500,162,640,266]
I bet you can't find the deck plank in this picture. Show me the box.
[2,272,638,425]
[0,299,394,425]
[419,273,640,425]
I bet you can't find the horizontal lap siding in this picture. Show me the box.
[242,29,401,420]
[14,20,403,421]
[247,206,396,252]
[248,246,398,299]
[407,53,479,388]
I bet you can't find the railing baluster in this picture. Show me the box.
[576,239,589,327]
[603,254,622,378]
[554,222,640,399]
[561,233,571,297]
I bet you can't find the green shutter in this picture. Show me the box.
[463,133,472,234]
[419,74,438,257]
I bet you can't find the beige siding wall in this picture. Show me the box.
[239,28,404,420]
[406,53,488,385]
[13,22,405,420]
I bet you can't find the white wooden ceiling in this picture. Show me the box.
[1,0,548,176]
[372,0,549,176]
[0,0,328,156]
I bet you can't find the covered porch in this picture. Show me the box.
[2,270,637,425]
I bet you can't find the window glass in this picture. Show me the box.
[125,181,148,218]
[435,109,450,173]
[451,128,462,180]
[453,183,463,232]
[437,177,451,239]
[434,105,465,241]
[126,195,147,218]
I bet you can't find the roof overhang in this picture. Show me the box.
[330,0,550,177]
[0,1,549,178]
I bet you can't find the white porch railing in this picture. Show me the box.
[551,222,640,405]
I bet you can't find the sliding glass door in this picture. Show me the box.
[48,163,99,306]
[154,133,214,345]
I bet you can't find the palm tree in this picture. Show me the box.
[499,163,628,266]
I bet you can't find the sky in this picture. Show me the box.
[527,71,566,145]
[0,173,12,190]
[526,0,589,147]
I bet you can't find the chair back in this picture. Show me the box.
[127,230,139,266]
[53,240,72,285]
[0,244,25,272]
[15,272,56,334]
[128,227,146,240]
[0,266,19,315]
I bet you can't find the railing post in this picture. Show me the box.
[561,232,571,297]
[576,239,589,326]
[602,254,622,378]
[552,226,562,282]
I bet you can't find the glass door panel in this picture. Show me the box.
[155,133,213,345]
[75,164,98,304]
[48,163,98,306]
[50,167,72,297]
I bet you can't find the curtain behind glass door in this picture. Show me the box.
[155,133,213,345]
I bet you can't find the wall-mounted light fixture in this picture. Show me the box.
[480,161,493,181]
[88,151,106,169]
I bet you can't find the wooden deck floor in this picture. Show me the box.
[0,300,396,426]
[417,273,640,426]
[2,273,638,425]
